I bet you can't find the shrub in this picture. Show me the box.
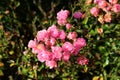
[0,0,120,80]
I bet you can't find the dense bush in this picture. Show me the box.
[0,0,120,80]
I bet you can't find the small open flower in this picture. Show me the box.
[57,10,70,25]
[28,40,37,48]
[97,28,103,35]
[112,4,120,13]
[104,12,112,23]
[98,15,104,24]
[98,1,108,9]
[90,7,99,17]
[36,30,48,42]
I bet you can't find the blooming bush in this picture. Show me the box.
[28,9,88,69]
[0,0,120,80]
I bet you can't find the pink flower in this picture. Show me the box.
[109,0,118,4]
[28,40,36,48]
[73,12,83,19]
[98,1,108,9]
[23,50,28,55]
[107,4,112,11]
[48,25,59,38]
[90,7,99,17]
[45,60,57,69]
[57,10,69,20]
[36,30,48,42]
[37,50,52,62]
[67,32,78,40]
[77,56,89,65]
[51,46,62,61]
[112,4,120,13]
[94,0,101,4]
[104,12,112,23]
[32,43,45,54]
[62,52,70,61]
[57,10,70,25]
[72,38,86,55]
[62,42,74,52]
[73,38,86,48]
[66,23,72,29]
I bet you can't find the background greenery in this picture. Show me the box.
[0,0,120,80]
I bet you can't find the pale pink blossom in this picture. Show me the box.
[57,10,69,20]
[66,23,72,29]
[23,50,28,55]
[90,7,99,17]
[57,10,70,25]
[37,50,52,62]
[32,43,45,53]
[109,0,118,4]
[77,56,89,65]
[98,1,108,9]
[45,60,57,69]
[36,30,48,42]
[62,52,70,61]
[48,25,59,38]
[28,40,36,48]
[32,48,39,53]
[67,32,78,40]
[112,4,120,13]
[62,42,74,52]
[73,12,82,19]
[104,12,112,22]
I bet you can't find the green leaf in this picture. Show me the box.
[22,68,28,75]
[0,70,4,76]
[103,57,109,67]
[104,30,111,34]
[76,29,83,33]
[98,46,106,53]
[82,17,89,24]
[90,30,97,36]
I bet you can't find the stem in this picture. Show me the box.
[103,69,107,80]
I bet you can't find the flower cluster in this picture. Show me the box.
[90,0,120,24]
[27,10,88,69]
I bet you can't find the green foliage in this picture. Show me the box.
[0,0,120,80]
